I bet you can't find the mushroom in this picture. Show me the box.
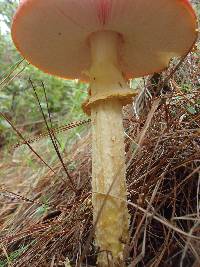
[11,0,198,266]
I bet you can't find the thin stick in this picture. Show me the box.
[29,79,76,192]
[12,119,91,150]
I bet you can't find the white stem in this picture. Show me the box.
[89,31,130,266]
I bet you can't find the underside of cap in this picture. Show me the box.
[12,0,198,80]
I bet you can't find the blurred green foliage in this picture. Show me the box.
[0,0,88,148]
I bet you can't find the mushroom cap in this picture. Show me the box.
[12,0,198,80]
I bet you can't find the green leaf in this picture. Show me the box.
[186,105,196,115]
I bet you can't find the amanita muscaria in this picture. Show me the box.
[12,0,198,266]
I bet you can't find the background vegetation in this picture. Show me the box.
[0,0,89,151]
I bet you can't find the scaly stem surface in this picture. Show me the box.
[89,31,130,266]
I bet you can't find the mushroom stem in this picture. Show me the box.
[89,31,130,266]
